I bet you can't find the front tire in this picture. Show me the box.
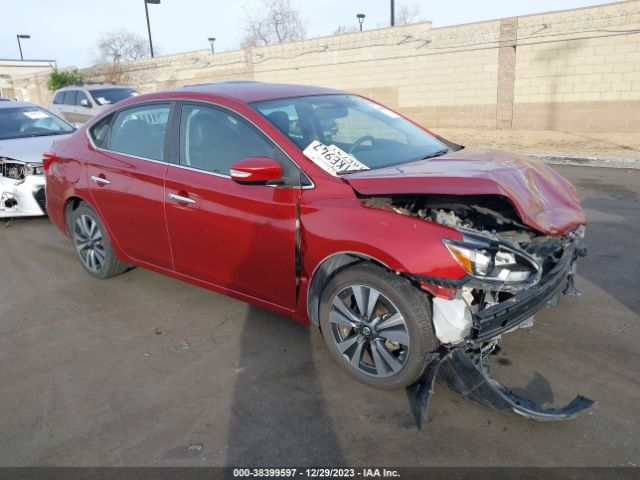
[319,262,439,389]
[69,203,128,279]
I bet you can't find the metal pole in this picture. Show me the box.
[17,35,24,61]
[144,0,155,58]
[391,0,395,26]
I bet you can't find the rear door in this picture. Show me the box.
[85,102,174,269]
[163,101,301,308]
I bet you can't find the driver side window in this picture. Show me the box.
[178,104,305,186]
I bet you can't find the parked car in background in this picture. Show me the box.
[0,98,13,102]
[0,101,75,217]
[44,81,593,422]
[48,84,138,124]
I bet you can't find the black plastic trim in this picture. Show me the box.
[470,243,577,343]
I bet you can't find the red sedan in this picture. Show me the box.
[44,82,593,420]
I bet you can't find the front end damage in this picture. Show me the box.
[363,194,595,426]
[0,157,47,218]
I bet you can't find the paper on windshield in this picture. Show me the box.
[23,110,49,120]
[303,140,369,176]
[96,97,110,105]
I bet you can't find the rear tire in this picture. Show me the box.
[319,262,439,389]
[69,203,129,279]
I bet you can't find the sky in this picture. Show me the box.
[0,0,616,68]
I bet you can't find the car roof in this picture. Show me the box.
[0,100,41,109]
[178,81,345,104]
[55,84,134,91]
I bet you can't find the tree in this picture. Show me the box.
[333,25,358,35]
[397,4,421,25]
[95,29,152,64]
[47,68,85,91]
[240,0,306,48]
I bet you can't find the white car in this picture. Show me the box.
[0,101,75,218]
[49,84,138,124]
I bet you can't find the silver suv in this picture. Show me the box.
[49,84,138,124]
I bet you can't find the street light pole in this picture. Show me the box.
[16,34,30,61]
[208,37,216,54]
[357,13,366,31]
[144,0,160,58]
[390,0,395,26]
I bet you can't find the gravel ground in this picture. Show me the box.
[434,128,640,161]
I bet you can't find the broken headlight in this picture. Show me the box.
[444,233,541,287]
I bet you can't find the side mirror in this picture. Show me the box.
[80,98,91,108]
[230,156,282,184]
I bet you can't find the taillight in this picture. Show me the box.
[42,151,57,174]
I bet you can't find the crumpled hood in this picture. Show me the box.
[0,134,72,164]
[344,147,586,235]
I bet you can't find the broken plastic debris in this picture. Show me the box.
[407,348,595,429]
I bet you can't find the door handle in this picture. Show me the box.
[90,175,110,185]
[168,193,196,205]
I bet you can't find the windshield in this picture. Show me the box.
[90,88,138,106]
[0,106,75,140]
[252,94,448,172]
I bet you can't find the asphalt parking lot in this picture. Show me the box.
[0,165,638,467]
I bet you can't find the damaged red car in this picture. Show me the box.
[44,82,594,422]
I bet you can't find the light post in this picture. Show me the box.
[144,0,160,58]
[208,37,216,54]
[16,34,30,61]
[357,13,366,31]
[390,0,395,26]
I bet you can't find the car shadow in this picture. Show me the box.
[224,306,345,466]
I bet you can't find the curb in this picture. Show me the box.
[529,154,639,170]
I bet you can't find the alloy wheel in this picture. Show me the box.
[72,214,106,274]
[329,284,410,378]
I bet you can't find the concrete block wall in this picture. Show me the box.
[512,1,640,131]
[8,0,640,132]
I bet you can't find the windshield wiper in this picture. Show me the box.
[28,132,70,137]
[336,169,371,176]
[421,148,449,160]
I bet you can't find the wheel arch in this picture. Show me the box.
[307,251,397,326]
[63,195,91,235]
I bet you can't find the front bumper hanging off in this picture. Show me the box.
[406,237,594,428]
[407,349,595,428]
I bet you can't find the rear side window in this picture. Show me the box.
[63,90,77,105]
[89,114,113,149]
[109,104,170,161]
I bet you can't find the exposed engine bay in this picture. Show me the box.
[0,157,47,218]
[363,193,593,425]
[363,193,586,343]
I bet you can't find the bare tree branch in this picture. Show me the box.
[240,0,306,48]
[333,25,359,35]
[396,4,422,25]
[94,29,153,64]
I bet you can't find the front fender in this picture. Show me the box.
[301,197,467,280]
[299,197,467,323]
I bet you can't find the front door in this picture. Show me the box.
[73,91,95,124]
[164,102,300,308]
